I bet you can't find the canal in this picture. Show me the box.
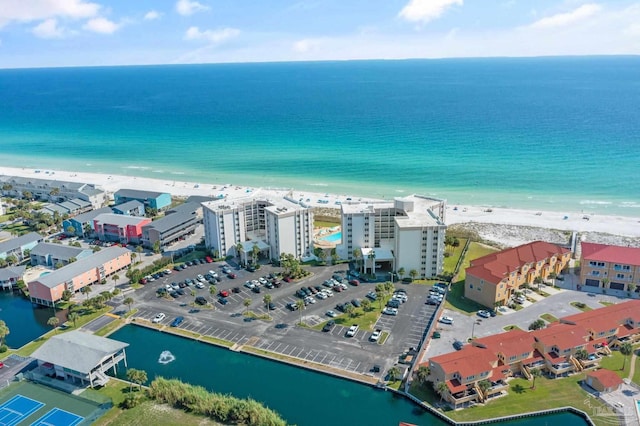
[0,291,57,348]
[110,325,590,426]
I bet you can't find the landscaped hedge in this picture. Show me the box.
[147,377,287,426]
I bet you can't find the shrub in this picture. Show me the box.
[0,345,7,353]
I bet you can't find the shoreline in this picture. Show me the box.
[2,166,639,244]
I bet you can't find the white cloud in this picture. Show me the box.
[292,38,322,53]
[0,0,101,27]
[398,0,463,24]
[32,18,66,38]
[529,3,602,29]
[144,10,162,21]
[184,27,240,44]
[83,17,119,34]
[176,0,209,16]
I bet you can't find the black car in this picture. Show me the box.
[173,265,181,271]
[453,340,464,351]
[186,261,193,266]
[180,264,187,270]
[156,288,167,295]
[273,281,282,288]
[246,265,256,272]
[265,282,274,289]
[218,297,228,305]
[351,299,362,308]
[322,320,336,332]
[386,299,400,308]
[232,287,241,293]
[169,291,179,298]
[176,289,185,295]
[268,302,276,310]
[296,289,306,298]
[287,302,298,311]
[195,296,207,305]
[251,286,261,294]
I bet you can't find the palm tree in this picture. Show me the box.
[251,243,260,265]
[574,348,589,361]
[263,294,272,312]
[134,369,147,391]
[353,248,362,273]
[80,285,92,299]
[367,250,376,275]
[620,342,633,371]
[111,274,120,287]
[67,312,80,328]
[409,269,418,282]
[124,297,134,312]
[47,316,60,333]
[375,285,385,310]
[344,303,355,318]
[361,298,371,311]
[83,223,92,237]
[387,366,401,382]
[436,381,449,402]
[530,368,542,389]
[135,245,143,259]
[243,298,252,314]
[548,272,557,287]
[295,299,305,324]
[533,276,543,291]
[235,243,244,264]
[601,277,610,291]
[478,379,491,397]
[397,267,405,281]
[126,368,147,393]
[0,320,10,347]
[209,285,217,300]
[416,365,430,384]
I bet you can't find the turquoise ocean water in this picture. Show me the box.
[1,57,639,215]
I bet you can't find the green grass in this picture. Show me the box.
[387,380,402,390]
[175,250,208,263]
[456,242,499,282]
[95,319,126,337]
[199,335,234,348]
[540,313,558,323]
[599,301,614,307]
[633,354,640,385]
[333,307,380,331]
[440,374,612,426]
[378,331,390,345]
[570,302,592,312]
[408,381,441,406]
[314,220,340,228]
[598,351,628,379]
[0,214,12,223]
[443,238,467,274]
[503,325,522,331]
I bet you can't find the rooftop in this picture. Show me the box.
[581,242,640,266]
[0,232,43,254]
[71,207,113,224]
[561,300,640,330]
[587,369,623,389]
[115,188,169,199]
[466,241,569,284]
[29,246,129,288]
[203,190,310,214]
[0,265,26,281]
[31,330,128,374]
[143,211,196,233]
[93,213,150,227]
[473,329,535,359]
[532,323,589,351]
[112,200,144,212]
[30,242,88,259]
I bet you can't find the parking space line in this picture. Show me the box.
[320,354,328,364]
[296,348,305,357]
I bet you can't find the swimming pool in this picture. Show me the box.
[320,232,341,243]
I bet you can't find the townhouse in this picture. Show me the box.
[62,207,112,237]
[0,266,26,290]
[92,213,151,245]
[465,241,571,308]
[30,242,92,268]
[113,189,171,212]
[0,175,106,208]
[425,300,640,408]
[579,242,640,294]
[27,246,131,307]
[0,232,44,263]
[112,200,145,217]
[141,211,198,250]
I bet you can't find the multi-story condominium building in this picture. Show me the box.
[27,246,131,307]
[142,211,198,250]
[114,189,172,212]
[30,242,92,268]
[92,213,151,245]
[0,232,44,262]
[62,207,112,237]
[0,266,26,290]
[112,200,145,217]
[41,198,93,216]
[579,242,640,293]
[0,175,106,208]
[465,241,571,308]
[336,196,446,279]
[426,300,640,408]
[203,193,313,262]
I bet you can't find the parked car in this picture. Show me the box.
[219,290,229,297]
[370,329,382,342]
[252,286,261,294]
[232,287,241,293]
[440,316,454,325]
[152,313,166,323]
[268,302,276,310]
[351,299,361,308]
[218,297,228,305]
[346,324,359,337]
[205,256,213,263]
[477,310,491,318]
[227,273,237,279]
[287,302,299,311]
[386,299,400,309]
[283,276,292,283]
[382,307,398,316]
[170,316,184,327]
[366,291,377,300]
[453,340,465,350]
[326,310,337,317]
[323,320,336,332]
[348,279,360,286]
[195,296,207,305]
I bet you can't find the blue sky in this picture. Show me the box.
[0,0,639,68]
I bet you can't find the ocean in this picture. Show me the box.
[1,57,639,216]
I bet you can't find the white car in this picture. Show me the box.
[244,281,255,289]
[382,307,398,316]
[164,269,172,275]
[195,282,205,289]
[440,316,454,325]
[370,329,382,342]
[326,310,337,318]
[152,313,166,323]
[258,277,268,285]
[346,324,359,337]
[316,292,327,300]
[478,310,491,318]
[304,296,316,304]
[323,289,334,297]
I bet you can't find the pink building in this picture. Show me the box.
[93,213,151,244]
[28,247,131,307]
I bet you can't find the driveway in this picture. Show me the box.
[592,381,640,426]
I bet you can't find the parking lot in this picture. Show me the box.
[126,258,440,379]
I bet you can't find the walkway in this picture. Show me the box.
[627,352,637,381]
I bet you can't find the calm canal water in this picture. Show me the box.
[0,291,57,348]
[110,325,589,426]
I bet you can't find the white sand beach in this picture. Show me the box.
[2,166,639,246]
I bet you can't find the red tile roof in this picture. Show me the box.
[581,242,640,266]
[561,300,640,333]
[587,369,623,389]
[429,346,496,379]
[446,378,469,394]
[466,241,569,285]
[473,329,535,359]
[532,323,589,351]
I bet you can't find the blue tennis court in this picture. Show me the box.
[0,395,45,426]
[30,407,83,426]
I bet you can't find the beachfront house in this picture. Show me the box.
[426,300,640,408]
[203,194,314,262]
[40,198,93,217]
[27,246,131,307]
[29,242,92,268]
[113,189,172,213]
[336,195,447,279]
[579,242,640,295]
[464,241,571,309]
[62,207,112,237]
[112,200,145,216]
[30,331,128,389]
[0,232,44,263]
[92,213,151,245]
[0,175,106,208]
[0,266,26,290]
[585,369,623,393]
[141,211,198,250]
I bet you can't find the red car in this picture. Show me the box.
[349,279,360,286]
[0,362,4,369]
[139,278,148,284]
[283,276,292,283]
[219,290,229,297]
[205,256,213,263]
[227,273,237,279]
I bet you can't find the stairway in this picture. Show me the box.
[520,364,532,380]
